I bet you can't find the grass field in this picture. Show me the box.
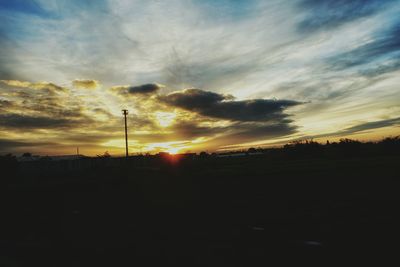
[1,151,399,266]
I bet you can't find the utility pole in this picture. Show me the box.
[122,109,129,158]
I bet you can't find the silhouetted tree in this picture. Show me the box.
[248,147,256,153]
[199,151,209,158]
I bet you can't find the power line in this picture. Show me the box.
[122,109,129,158]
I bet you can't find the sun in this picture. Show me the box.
[165,147,181,154]
[144,141,185,154]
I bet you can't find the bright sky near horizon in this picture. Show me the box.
[0,0,399,156]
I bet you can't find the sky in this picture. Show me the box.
[0,0,399,156]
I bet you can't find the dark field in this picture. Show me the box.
[1,143,400,266]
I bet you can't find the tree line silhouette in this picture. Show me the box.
[1,136,399,167]
[213,136,400,159]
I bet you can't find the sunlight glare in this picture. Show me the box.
[155,111,176,127]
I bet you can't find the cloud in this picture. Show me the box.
[72,79,100,89]
[111,83,162,96]
[161,88,233,106]
[0,113,78,129]
[0,99,14,108]
[0,139,28,150]
[231,122,297,139]
[0,80,68,92]
[160,120,298,151]
[328,21,400,70]
[160,89,301,122]
[61,132,119,145]
[296,117,400,141]
[125,119,298,149]
[0,80,98,132]
[92,108,113,118]
[0,138,56,153]
[358,56,400,77]
[168,121,225,140]
[341,117,400,134]
[0,137,83,155]
[297,0,395,32]
[0,80,31,87]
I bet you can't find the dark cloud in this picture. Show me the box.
[128,83,161,94]
[161,89,232,106]
[62,133,119,145]
[127,120,297,146]
[0,138,58,153]
[0,137,88,155]
[297,117,400,141]
[128,114,157,130]
[0,139,31,150]
[228,122,297,140]
[112,83,161,96]
[341,117,400,134]
[160,89,301,122]
[298,0,395,32]
[0,113,77,129]
[172,121,297,151]
[169,121,225,139]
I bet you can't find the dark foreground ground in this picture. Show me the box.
[1,153,399,266]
